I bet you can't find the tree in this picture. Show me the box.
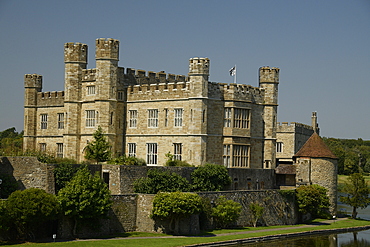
[3,188,60,240]
[0,127,23,156]
[151,192,202,234]
[133,169,190,194]
[191,163,231,192]
[54,164,79,192]
[211,196,242,228]
[249,203,264,227]
[296,184,330,219]
[84,126,111,164]
[57,166,112,236]
[340,173,370,219]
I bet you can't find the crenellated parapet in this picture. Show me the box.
[95,38,119,61]
[277,122,315,136]
[123,68,188,86]
[64,42,88,64]
[259,66,280,83]
[127,81,190,101]
[37,91,65,106]
[220,83,264,103]
[24,74,42,90]
[82,69,97,82]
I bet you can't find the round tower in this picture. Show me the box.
[294,133,338,216]
[23,74,43,151]
[259,66,279,169]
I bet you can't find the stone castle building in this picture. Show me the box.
[24,38,280,168]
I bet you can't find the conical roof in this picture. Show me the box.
[293,132,337,159]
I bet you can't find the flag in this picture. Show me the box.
[229,66,236,76]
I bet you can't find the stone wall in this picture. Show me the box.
[0,156,55,194]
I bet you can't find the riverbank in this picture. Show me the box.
[6,218,370,247]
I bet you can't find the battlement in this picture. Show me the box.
[277,122,315,135]
[259,66,280,83]
[188,57,210,75]
[82,69,97,82]
[64,42,88,63]
[127,81,190,101]
[220,83,264,103]
[95,38,119,61]
[37,91,65,106]
[124,68,188,85]
[24,74,42,90]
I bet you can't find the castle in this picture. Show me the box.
[24,38,280,168]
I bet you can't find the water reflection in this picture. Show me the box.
[237,229,370,247]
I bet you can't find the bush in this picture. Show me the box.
[211,196,242,228]
[2,188,60,240]
[133,169,190,194]
[249,203,264,227]
[108,155,146,166]
[191,163,231,192]
[165,152,192,167]
[296,184,330,219]
[151,192,202,234]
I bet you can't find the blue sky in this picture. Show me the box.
[0,0,369,139]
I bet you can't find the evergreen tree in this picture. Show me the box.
[84,126,111,164]
[340,173,370,219]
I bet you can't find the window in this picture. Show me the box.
[164,109,168,127]
[110,112,114,125]
[58,113,64,129]
[146,143,158,165]
[174,108,183,127]
[148,109,158,128]
[276,142,283,153]
[86,110,96,127]
[232,145,249,167]
[234,108,250,129]
[128,143,136,157]
[40,114,48,129]
[224,108,232,127]
[223,144,231,167]
[56,143,63,158]
[173,143,182,161]
[39,143,46,152]
[117,91,124,100]
[87,85,96,95]
[129,110,137,128]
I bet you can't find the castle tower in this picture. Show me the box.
[23,74,42,151]
[64,42,88,160]
[94,38,120,155]
[259,66,280,169]
[294,132,338,215]
[188,57,210,98]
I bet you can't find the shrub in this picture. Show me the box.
[191,163,231,192]
[108,155,146,166]
[133,169,190,194]
[211,196,242,228]
[296,184,330,219]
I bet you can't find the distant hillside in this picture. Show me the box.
[323,137,370,175]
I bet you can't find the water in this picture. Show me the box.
[238,230,370,246]
[230,202,370,246]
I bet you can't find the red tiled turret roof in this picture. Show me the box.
[293,132,337,159]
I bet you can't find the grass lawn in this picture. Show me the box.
[3,218,370,247]
[338,174,370,190]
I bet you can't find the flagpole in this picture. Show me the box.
[234,65,236,84]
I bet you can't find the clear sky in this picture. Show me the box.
[0,0,369,139]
